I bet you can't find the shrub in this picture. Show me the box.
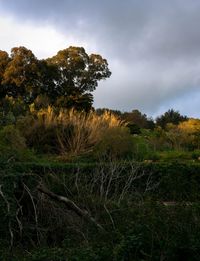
[17,107,124,158]
[0,125,36,162]
[0,125,26,151]
[94,127,135,159]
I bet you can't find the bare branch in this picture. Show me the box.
[37,185,105,232]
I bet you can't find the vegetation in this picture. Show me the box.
[0,45,200,260]
[0,46,111,112]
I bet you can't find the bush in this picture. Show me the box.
[0,125,26,150]
[94,127,135,159]
[0,125,35,162]
[131,135,154,161]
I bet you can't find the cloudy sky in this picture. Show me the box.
[0,0,200,118]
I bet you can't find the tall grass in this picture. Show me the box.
[57,108,124,156]
[20,106,124,157]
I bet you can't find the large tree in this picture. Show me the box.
[0,46,111,111]
[45,47,111,110]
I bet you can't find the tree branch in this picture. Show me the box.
[37,185,105,232]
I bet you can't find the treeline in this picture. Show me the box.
[96,108,188,132]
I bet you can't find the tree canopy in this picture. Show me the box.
[156,109,188,129]
[0,46,111,111]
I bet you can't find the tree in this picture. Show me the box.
[96,108,122,117]
[2,47,40,102]
[0,46,111,111]
[96,108,155,134]
[122,109,155,131]
[45,46,111,110]
[156,109,187,129]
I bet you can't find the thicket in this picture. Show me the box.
[1,160,200,260]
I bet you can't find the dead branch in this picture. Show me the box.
[37,185,105,232]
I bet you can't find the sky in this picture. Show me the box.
[0,0,200,118]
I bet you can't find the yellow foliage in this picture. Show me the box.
[22,106,125,157]
[178,118,200,134]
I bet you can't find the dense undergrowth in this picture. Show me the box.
[0,158,200,260]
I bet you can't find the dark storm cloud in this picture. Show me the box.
[1,0,200,116]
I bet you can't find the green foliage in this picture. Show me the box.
[122,109,155,130]
[131,135,151,160]
[191,150,200,160]
[156,109,187,129]
[0,125,36,162]
[0,125,26,150]
[0,96,27,126]
[158,150,192,161]
[94,127,135,159]
[112,203,200,261]
[0,160,200,260]
[0,46,111,111]
[28,248,67,261]
[126,122,141,134]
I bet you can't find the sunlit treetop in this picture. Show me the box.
[0,46,111,111]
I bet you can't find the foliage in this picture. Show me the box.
[191,150,200,160]
[1,157,200,260]
[94,127,135,159]
[96,108,155,131]
[156,109,187,129]
[179,118,200,133]
[17,107,124,157]
[0,125,26,150]
[0,46,111,111]
[122,109,155,130]
[0,125,36,162]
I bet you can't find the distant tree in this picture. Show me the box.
[122,109,155,131]
[96,108,155,133]
[95,108,122,117]
[156,109,187,129]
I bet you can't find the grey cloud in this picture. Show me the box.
[0,0,200,117]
